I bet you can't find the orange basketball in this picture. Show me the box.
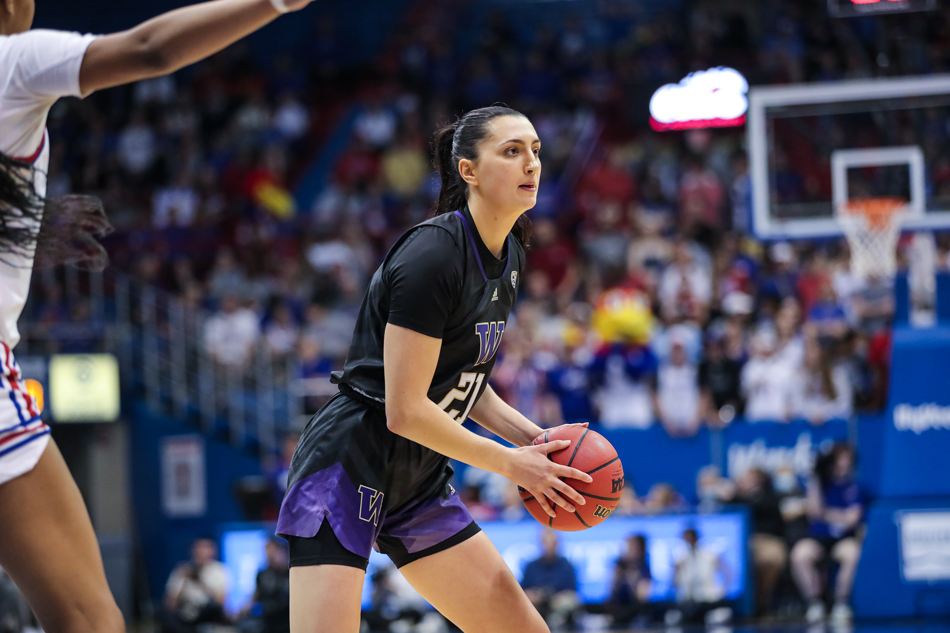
[520,426,624,531]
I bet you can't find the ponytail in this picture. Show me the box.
[431,106,533,248]
[0,151,113,271]
[432,122,468,219]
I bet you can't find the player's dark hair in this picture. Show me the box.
[0,151,112,271]
[432,106,532,247]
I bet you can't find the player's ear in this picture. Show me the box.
[459,158,478,187]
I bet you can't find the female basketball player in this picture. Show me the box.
[0,0,313,631]
[277,106,592,633]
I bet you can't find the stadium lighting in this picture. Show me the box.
[828,0,937,17]
[649,67,748,131]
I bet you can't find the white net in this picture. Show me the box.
[836,198,907,279]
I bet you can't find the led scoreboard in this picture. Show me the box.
[828,0,937,17]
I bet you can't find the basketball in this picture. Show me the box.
[520,426,624,531]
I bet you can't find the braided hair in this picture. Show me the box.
[0,151,112,271]
[431,105,532,247]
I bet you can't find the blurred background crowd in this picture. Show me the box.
[9,0,950,630]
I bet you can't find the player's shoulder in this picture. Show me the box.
[0,29,81,53]
[387,223,463,275]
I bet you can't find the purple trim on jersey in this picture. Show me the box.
[454,211,488,283]
[276,462,380,558]
[453,211,512,283]
[383,489,474,554]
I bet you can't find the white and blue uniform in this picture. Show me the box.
[0,29,97,485]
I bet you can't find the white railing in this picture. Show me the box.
[19,268,313,458]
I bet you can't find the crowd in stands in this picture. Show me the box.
[26,0,922,426]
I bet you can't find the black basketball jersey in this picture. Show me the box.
[332,205,525,419]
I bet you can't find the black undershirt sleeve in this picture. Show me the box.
[385,226,463,339]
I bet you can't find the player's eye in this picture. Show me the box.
[506,147,518,156]
[533,147,541,157]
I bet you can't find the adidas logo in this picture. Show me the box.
[492,289,498,302]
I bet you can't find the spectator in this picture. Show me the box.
[162,538,229,633]
[653,331,701,437]
[263,301,300,360]
[381,128,428,198]
[669,528,731,626]
[272,92,310,141]
[545,352,594,429]
[726,469,787,616]
[527,219,579,303]
[204,294,261,369]
[361,566,425,633]
[153,171,199,228]
[741,330,793,423]
[759,242,799,303]
[678,158,724,231]
[588,339,656,429]
[772,298,805,369]
[698,329,743,425]
[790,444,864,625]
[613,487,643,517]
[116,109,157,177]
[354,100,397,149]
[303,302,356,362]
[658,239,711,323]
[797,250,831,315]
[642,483,687,513]
[606,535,652,629]
[207,248,250,301]
[791,338,853,424]
[808,280,849,343]
[244,538,290,633]
[521,530,580,631]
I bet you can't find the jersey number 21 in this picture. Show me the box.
[438,372,485,422]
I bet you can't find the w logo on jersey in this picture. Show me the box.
[358,485,384,526]
[475,321,506,365]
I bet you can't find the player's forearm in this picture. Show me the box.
[81,0,286,92]
[129,0,281,72]
[386,398,515,477]
[468,386,543,447]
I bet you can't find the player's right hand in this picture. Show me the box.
[504,440,592,518]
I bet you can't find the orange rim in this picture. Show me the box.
[840,197,907,230]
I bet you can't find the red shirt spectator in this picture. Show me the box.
[333,137,380,187]
[576,150,637,217]
[526,219,576,289]
[678,162,724,229]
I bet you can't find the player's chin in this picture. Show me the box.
[515,187,538,206]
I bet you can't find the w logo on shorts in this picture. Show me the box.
[358,485,384,526]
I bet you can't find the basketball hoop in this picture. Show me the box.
[836,197,907,279]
